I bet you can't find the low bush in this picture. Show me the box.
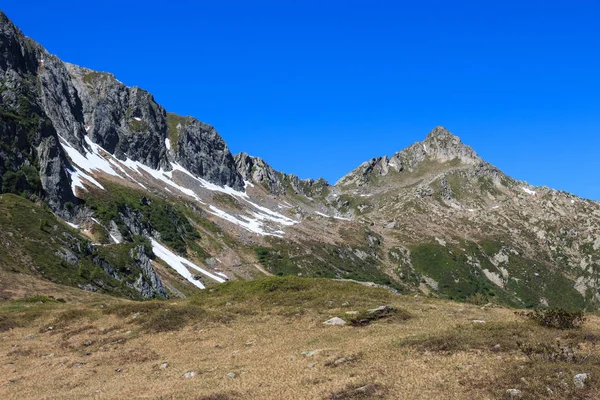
[519,308,586,330]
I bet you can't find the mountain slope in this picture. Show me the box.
[0,11,599,310]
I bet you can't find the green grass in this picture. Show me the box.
[191,276,396,311]
[83,71,111,85]
[408,239,586,310]
[254,238,399,288]
[0,194,153,299]
[409,242,502,302]
[166,112,187,152]
[83,181,199,254]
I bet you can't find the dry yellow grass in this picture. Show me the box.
[0,278,598,399]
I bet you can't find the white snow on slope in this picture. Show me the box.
[165,138,171,150]
[133,117,142,121]
[70,168,105,192]
[522,187,537,196]
[151,239,226,289]
[208,205,284,237]
[109,233,122,244]
[314,211,352,221]
[59,134,297,237]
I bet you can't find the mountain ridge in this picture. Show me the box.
[1,11,599,311]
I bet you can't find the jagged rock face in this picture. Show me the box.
[235,152,287,195]
[234,152,329,197]
[130,244,167,298]
[66,64,170,170]
[1,11,246,210]
[173,117,244,190]
[0,12,77,212]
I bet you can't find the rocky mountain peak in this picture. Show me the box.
[419,126,479,164]
[336,126,482,188]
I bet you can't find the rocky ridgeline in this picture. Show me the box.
[0,10,244,219]
[234,152,329,197]
[1,11,600,308]
[336,126,482,188]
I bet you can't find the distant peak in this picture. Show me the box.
[425,126,455,140]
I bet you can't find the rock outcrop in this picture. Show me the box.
[234,152,329,197]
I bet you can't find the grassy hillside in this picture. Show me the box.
[0,277,598,399]
[0,194,155,299]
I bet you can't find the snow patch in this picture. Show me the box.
[208,205,284,237]
[150,239,226,289]
[165,138,171,150]
[65,222,79,229]
[109,233,122,244]
[521,187,537,195]
[133,117,142,121]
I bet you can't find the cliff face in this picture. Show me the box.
[234,152,329,197]
[0,10,244,216]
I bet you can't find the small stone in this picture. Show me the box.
[225,302,232,306]
[301,350,320,357]
[574,373,589,389]
[367,305,394,314]
[160,362,169,369]
[41,353,55,359]
[345,311,359,315]
[83,340,93,346]
[492,344,501,351]
[341,302,350,307]
[472,320,486,324]
[23,334,36,340]
[184,371,196,378]
[125,331,132,335]
[506,388,522,399]
[308,362,317,368]
[227,372,236,378]
[323,317,347,326]
[245,341,254,346]
[72,362,86,367]
[115,368,122,373]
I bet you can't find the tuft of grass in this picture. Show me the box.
[102,301,233,332]
[0,315,19,332]
[196,393,241,400]
[328,383,387,399]
[398,322,532,353]
[347,305,411,327]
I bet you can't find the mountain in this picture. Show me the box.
[1,11,599,310]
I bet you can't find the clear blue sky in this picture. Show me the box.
[3,1,600,199]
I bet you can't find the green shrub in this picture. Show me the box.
[520,308,586,330]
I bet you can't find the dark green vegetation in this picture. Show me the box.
[0,194,155,299]
[83,181,199,254]
[0,76,49,199]
[254,234,399,289]
[520,308,586,330]
[407,240,586,310]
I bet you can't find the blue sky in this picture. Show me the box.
[3,1,600,199]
